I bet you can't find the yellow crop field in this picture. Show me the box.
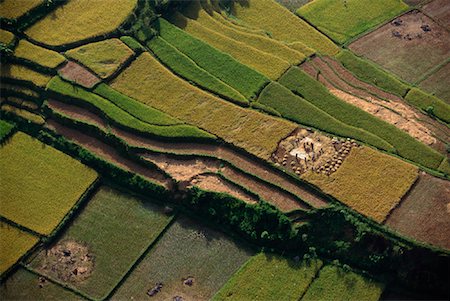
[0,0,42,19]
[65,38,134,79]
[25,0,137,46]
[0,222,38,274]
[183,2,306,64]
[230,0,339,55]
[303,147,418,222]
[0,29,14,45]
[111,53,297,160]
[0,63,52,87]
[1,104,45,125]
[286,42,315,57]
[0,132,98,235]
[171,13,290,80]
[14,40,66,69]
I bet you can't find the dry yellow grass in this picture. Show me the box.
[25,0,137,46]
[0,29,14,44]
[111,53,297,159]
[302,147,418,222]
[0,222,38,274]
[14,40,66,69]
[1,104,45,125]
[171,12,290,80]
[183,2,306,64]
[1,63,52,87]
[0,0,42,19]
[65,38,134,79]
[230,0,339,55]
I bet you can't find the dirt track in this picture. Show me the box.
[46,99,329,209]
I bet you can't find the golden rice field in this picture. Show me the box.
[14,40,66,69]
[0,104,45,125]
[0,29,14,44]
[0,63,52,88]
[0,222,38,274]
[25,0,137,46]
[303,147,419,222]
[111,52,297,160]
[0,0,42,19]
[65,38,134,79]
[0,132,98,235]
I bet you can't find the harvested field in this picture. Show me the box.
[65,38,134,79]
[29,186,173,300]
[0,0,42,19]
[25,0,137,47]
[171,12,291,80]
[301,265,384,301]
[385,173,450,250]
[418,61,450,103]
[14,40,66,69]
[112,216,253,301]
[110,52,297,160]
[298,0,408,44]
[1,63,51,87]
[212,253,323,301]
[349,10,450,83]
[190,174,259,204]
[302,147,419,223]
[229,0,339,55]
[0,222,38,274]
[58,61,100,89]
[422,0,450,30]
[0,268,83,301]
[46,120,171,188]
[44,100,328,208]
[0,132,97,235]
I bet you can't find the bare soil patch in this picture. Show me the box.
[190,174,258,204]
[349,10,450,83]
[273,128,357,176]
[418,61,450,103]
[385,172,450,250]
[58,61,100,89]
[37,240,94,284]
[422,0,450,30]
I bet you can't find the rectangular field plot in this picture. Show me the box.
[301,265,383,301]
[298,0,408,44]
[418,61,450,103]
[0,132,97,235]
[349,11,450,83]
[0,268,83,301]
[112,216,253,301]
[303,147,418,223]
[212,253,322,301]
[28,186,173,300]
[0,222,38,274]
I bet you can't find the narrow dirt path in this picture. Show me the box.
[46,99,329,208]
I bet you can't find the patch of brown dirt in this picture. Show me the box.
[385,172,450,250]
[37,240,94,284]
[58,61,100,89]
[422,0,450,30]
[190,174,258,204]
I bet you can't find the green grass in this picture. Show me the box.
[0,119,15,142]
[0,132,97,235]
[47,77,215,141]
[301,265,383,301]
[212,253,323,301]
[298,0,408,44]
[65,38,134,79]
[335,50,410,97]
[404,88,450,124]
[112,216,253,300]
[147,36,248,105]
[279,67,444,170]
[0,268,83,300]
[29,186,173,300]
[258,82,393,151]
[156,18,269,99]
[93,82,182,126]
[0,222,39,274]
[120,36,146,53]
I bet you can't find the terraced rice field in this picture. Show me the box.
[0,132,97,235]
[0,0,42,20]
